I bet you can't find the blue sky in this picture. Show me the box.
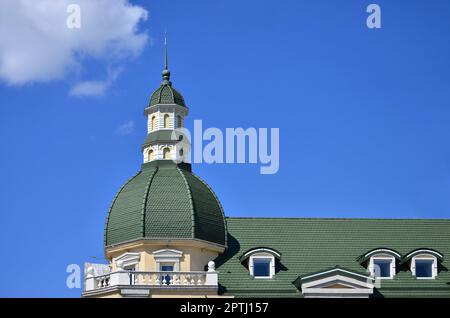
[1,0,450,297]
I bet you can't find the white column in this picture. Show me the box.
[85,266,96,291]
[205,261,218,286]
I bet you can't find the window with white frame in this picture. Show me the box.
[411,255,438,279]
[249,255,274,278]
[241,248,281,279]
[113,252,141,285]
[152,249,183,272]
[369,255,395,279]
[360,249,400,279]
[253,258,271,277]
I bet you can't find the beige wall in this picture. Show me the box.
[108,240,223,272]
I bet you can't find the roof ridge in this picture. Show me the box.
[177,167,196,239]
[169,84,175,103]
[141,167,158,238]
[225,216,450,221]
[189,170,228,247]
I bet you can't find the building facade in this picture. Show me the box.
[82,43,450,298]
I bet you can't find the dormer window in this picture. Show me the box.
[372,258,393,278]
[415,259,434,278]
[239,248,281,279]
[358,248,401,279]
[253,258,271,278]
[403,249,443,279]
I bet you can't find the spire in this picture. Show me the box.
[162,32,171,86]
[164,32,168,70]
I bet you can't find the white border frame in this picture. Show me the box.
[249,253,275,279]
[369,255,396,279]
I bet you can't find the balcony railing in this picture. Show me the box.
[84,268,218,292]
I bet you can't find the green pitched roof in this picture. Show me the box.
[141,129,182,150]
[104,161,226,248]
[215,217,450,298]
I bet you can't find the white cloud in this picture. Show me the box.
[0,0,148,87]
[116,120,134,135]
[69,67,121,97]
[69,80,110,97]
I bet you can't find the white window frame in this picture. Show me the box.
[411,254,437,279]
[113,252,140,271]
[249,253,275,279]
[153,249,183,272]
[368,254,396,279]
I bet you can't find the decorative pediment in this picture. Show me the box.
[113,252,140,269]
[152,248,183,259]
[296,266,374,298]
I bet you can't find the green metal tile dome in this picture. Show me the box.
[149,83,186,107]
[104,161,227,248]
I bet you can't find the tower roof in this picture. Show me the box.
[149,84,186,107]
[147,35,187,108]
[104,161,227,248]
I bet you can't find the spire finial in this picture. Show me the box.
[162,32,171,85]
[164,32,168,70]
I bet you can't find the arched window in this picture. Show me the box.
[239,248,281,279]
[164,114,170,128]
[148,149,154,161]
[163,147,171,159]
[177,115,183,128]
[403,249,443,279]
[358,248,401,279]
[151,116,156,131]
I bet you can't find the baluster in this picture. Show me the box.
[150,273,155,285]
[190,275,195,285]
[183,274,189,285]
[143,273,148,285]
[155,273,161,285]
[197,274,203,285]
[137,274,142,285]
[173,274,180,285]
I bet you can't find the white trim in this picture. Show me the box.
[301,268,372,281]
[405,249,443,259]
[248,254,275,278]
[153,249,183,272]
[244,248,281,258]
[364,248,401,258]
[301,274,374,298]
[369,255,395,279]
[113,252,140,270]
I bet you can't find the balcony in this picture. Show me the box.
[83,261,219,297]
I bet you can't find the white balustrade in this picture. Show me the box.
[85,271,217,291]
